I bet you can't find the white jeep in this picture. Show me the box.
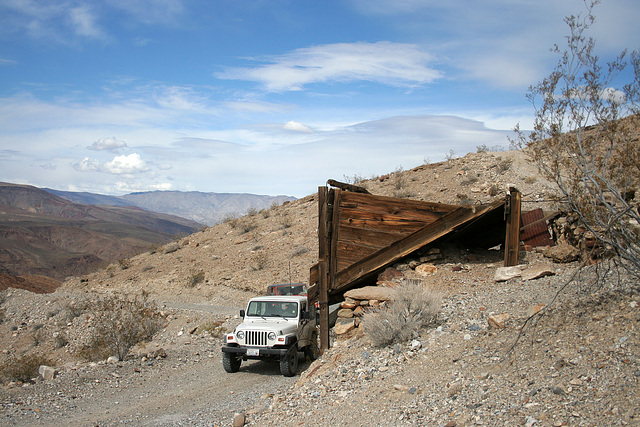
[221,295,319,377]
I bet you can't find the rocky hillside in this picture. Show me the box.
[0,182,203,283]
[0,149,638,426]
[46,188,296,226]
[58,149,557,303]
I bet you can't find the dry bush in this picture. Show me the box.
[0,354,53,384]
[279,213,293,229]
[361,280,441,347]
[186,270,205,288]
[77,294,164,361]
[198,320,227,338]
[513,1,640,279]
[290,245,309,258]
[250,252,268,271]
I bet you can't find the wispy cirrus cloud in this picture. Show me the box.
[216,42,442,92]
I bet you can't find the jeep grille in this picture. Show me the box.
[245,330,268,346]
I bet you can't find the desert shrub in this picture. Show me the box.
[343,174,365,185]
[0,354,53,384]
[223,213,239,227]
[496,158,513,174]
[247,207,259,216]
[291,246,309,258]
[186,270,205,288]
[31,324,45,347]
[53,332,68,349]
[461,177,479,186]
[513,1,640,279]
[77,294,164,361]
[163,242,180,254]
[445,149,457,161]
[198,320,226,338]
[279,213,293,229]
[234,217,257,234]
[487,184,501,197]
[118,258,132,270]
[361,280,441,347]
[250,252,268,271]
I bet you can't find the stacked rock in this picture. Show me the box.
[333,286,396,338]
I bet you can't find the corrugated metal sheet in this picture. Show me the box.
[520,209,554,247]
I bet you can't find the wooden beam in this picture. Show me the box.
[503,187,522,266]
[327,179,370,194]
[334,200,504,292]
[317,186,330,352]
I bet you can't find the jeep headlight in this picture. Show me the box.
[268,331,276,340]
[236,330,245,339]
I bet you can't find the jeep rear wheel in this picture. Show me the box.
[222,352,242,373]
[304,331,320,361]
[279,346,299,377]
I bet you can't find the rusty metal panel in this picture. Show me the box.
[520,208,554,247]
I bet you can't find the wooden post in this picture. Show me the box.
[317,187,330,352]
[504,187,521,266]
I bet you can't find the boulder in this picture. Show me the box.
[487,313,510,329]
[542,243,580,263]
[38,365,57,380]
[344,286,395,302]
[494,266,522,282]
[522,264,555,281]
[377,267,404,283]
[334,318,356,335]
[233,412,246,427]
[415,263,438,276]
[337,308,354,318]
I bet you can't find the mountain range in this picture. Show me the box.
[44,188,296,226]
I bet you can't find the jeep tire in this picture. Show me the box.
[304,331,320,361]
[279,346,299,377]
[223,352,242,373]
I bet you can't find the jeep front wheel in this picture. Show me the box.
[223,352,242,373]
[279,346,299,377]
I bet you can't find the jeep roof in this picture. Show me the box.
[248,295,307,304]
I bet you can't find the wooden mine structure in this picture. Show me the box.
[308,181,526,351]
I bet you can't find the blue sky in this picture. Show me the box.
[1,0,638,198]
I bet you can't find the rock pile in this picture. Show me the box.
[334,285,396,337]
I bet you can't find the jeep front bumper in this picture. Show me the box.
[222,345,289,358]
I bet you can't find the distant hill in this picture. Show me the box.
[0,182,204,282]
[45,189,297,226]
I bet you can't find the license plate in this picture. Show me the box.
[247,348,259,356]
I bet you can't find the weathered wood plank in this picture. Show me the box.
[335,242,379,271]
[338,213,438,234]
[504,188,521,266]
[333,200,504,292]
[338,191,458,218]
[337,224,409,248]
[317,187,330,351]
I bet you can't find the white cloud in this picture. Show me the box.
[69,5,106,40]
[103,153,149,175]
[88,136,127,151]
[216,42,442,92]
[74,157,100,172]
[283,121,313,133]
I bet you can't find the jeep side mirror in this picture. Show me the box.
[240,309,245,318]
[301,310,310,320]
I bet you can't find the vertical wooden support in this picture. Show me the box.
[317,187,330,352]
[504,187,522,266]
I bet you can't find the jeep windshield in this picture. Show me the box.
[246,301,298,318]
